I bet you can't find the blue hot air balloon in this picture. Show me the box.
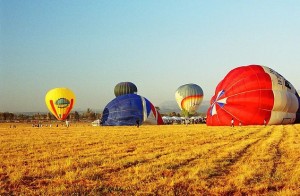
[102,94,163,126]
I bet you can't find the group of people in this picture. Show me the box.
[231,118,267,127]
[32,123,58,127]
[31,122,73,128]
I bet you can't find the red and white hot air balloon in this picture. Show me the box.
[206,65,300,126]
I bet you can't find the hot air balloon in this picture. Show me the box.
[102,94,163,126]
[175,83,204,117]
[114,82,137,97]
[45,88,76,121]
[206,64,300,126]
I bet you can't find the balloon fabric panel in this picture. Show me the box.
[102,94,163,126]
[103,96,143,125]
[181,95,203,113]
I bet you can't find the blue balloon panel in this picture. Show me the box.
[102,94,152,126]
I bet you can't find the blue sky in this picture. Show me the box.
[1,0,300,112]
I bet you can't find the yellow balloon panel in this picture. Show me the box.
[181,96,203,114]
[45,88,76,120]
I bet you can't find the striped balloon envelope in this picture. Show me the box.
[175,83,204,116]
[102,94,164,126]
[45,87,76,121]
[206,65,300,126]
[114,82,137,97]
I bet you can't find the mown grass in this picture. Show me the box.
[0,123,300,195]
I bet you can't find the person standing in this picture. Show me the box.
[66,120,70,128]
[231,118,234,127]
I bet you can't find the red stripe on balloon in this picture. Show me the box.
[149,101,164,125]
[50,100,59,119]
[150,103,157,118]
[62,99,74,120]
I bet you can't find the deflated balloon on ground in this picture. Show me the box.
[206,65,300,126]
[102,94,163,126]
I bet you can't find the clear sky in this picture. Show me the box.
[1,0,300,113]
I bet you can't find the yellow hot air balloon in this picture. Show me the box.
[45,88,76,120]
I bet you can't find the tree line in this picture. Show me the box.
[0,108,206,123]
[0,108,101,122]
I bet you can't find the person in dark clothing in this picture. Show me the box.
[231,118,234,127]
[136,119,140,128]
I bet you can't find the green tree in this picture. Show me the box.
[8,113,15,121]
[88,112,96,121]
[46,112,52,121]
[84,108,96,121]
[0,113,4,120]
[169,112,177,117]
[74,111,80,121]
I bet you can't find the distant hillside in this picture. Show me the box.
[158,100,210,115]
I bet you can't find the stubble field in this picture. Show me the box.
[0,123,300,195]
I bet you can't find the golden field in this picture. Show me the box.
[0,123,300,195]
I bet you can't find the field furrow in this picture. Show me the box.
[268,125,300,194]
[206,126,292,195]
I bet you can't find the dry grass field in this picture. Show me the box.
[0,123,300,195]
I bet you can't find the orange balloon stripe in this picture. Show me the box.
[181,95,203,109]
[62,99,74,120]
[50,100,59,119]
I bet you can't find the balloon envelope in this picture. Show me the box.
[45,88,76,120]
[175,83,204,115]
[206,65,300,126]
[114,82,137,97]
[102,94,163,126]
